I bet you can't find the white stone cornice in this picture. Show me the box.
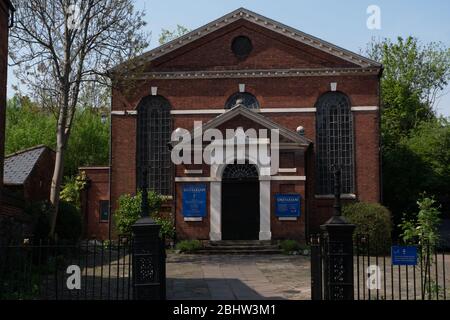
[129,68,380,80]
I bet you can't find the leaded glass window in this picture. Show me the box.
[225,92,260,109]
[137,95,172,195]
[315,92,354,195]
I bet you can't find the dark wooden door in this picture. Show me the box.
[222,180,260,240]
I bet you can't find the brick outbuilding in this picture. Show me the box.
[107,8,382,242]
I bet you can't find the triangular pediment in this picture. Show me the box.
[197,105,312,147]
[112,8,380,74]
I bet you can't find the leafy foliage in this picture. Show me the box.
[365,37,450,228]
[5,95,110,176]
[366,36,450,147]
[343,202,393,253]
[399,195,442,246]
[383,118,450,226]
[114,192,175,240]
[60,172,88,208]
[159,25,190,45]
[27,200,82,241]
[279,240,301,254]
[55,201,83,241]
[175,240,202,253]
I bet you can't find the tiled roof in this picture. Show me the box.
[4,145,48,185]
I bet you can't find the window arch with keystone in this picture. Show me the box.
[315,92,355,195]
[137,95,172,195]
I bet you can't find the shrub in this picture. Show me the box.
[279,240,301,254]
[342,202,392,254]
[399,194,441,246]
[175,240,202,253]
[59,172,88,208]
[25,201,51,240]
[114,192,175,240]
[55,201,82,241]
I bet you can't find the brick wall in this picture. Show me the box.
[80,168,110,240]
[110,17,381,241]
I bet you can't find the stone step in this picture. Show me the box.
[197,240,283,254]
[196,248,282,255]
[208,240,273,247]
[204,245,278,250]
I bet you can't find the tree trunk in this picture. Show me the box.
[49,128,66,237]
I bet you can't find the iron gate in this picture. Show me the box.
[311,234,450,300]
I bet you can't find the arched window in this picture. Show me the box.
[137,95,172,195]
[315,92,354,195]
[225,92,259,109]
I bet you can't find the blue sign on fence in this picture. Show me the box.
[182,184,207,218]
[275,194,301,217]
[391,246,418,266]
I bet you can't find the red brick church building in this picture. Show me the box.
[85,8,382,242]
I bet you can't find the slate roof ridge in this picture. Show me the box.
[5,144,50,159]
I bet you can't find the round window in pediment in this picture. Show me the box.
[231,36,253,59]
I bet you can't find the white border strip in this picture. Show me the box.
[184,169,203,175]
[175,176,306,182]
[260,108,316,113]
[171,109,226,115]
[351,106,379,111]
[171,108,316,115]
[278,217,298,221]
[315,194,357,200]
[271,176,306,181]
[184,217,203,222]
[278,168,297,173]
[175,177,217,182]
[113,106,378,116]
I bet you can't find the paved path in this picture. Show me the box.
[166,254,311,300]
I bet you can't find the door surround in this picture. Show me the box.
[209,157,271,241]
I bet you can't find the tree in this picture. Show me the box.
[365,36,450,149]
[159,25,190,45]
[364,37,450,228]
[9,0,149,236]
[6,96,110,176]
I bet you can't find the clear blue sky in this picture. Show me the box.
[8,0,450,115]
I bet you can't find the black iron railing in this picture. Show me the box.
[0,237,133,300]
[312,233,450,300]
[354,235,449,301]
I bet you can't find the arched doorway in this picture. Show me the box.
[221,163,260,240]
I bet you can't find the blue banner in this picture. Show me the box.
[182,184,207,218]
[391,246,418,266]
[275,194,301,217]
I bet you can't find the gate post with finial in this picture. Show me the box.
[320,166,356,300]
[131,170,166,300]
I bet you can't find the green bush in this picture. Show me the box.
[55,201,82,241]
[25,201,51,240]
[175,240,202,253]
[279,240,301,254]
[342,202,392,254]
[59,172,88,208]
[114,192,175,240]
